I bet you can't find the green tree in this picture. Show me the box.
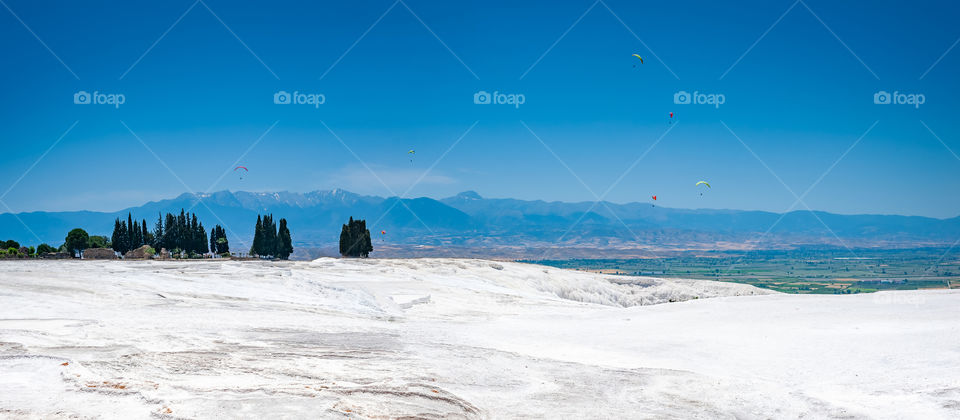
[277,218,293,260]
[198,222,209,254]
[251,215,263,256]
[263,214,277,257]
[127,213,135,249]
[209,226,216,255]
[133,220,143,248]
[163,213,176,251]
[65,228,90,258]
[88,235,109,249]
[212,225,229,255]
[339,217,372,258]
[141,219,149,248]
[36,243,56,254]
[177,210,186,252]
[153,214,164,250]
[111,219,124,254]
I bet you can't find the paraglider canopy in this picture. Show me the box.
[234,166,248,180]
[651,195,657,200]
[695,181,711,188]
[380,230,386,235]
[632,54,643,64]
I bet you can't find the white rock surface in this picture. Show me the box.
[0,259,957,419]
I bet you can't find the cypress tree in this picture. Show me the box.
[132,220,141,248]
[217,226,229,255]
[339,217,352,257]
[118,220,129,254]
[265,214,277,257]
[153,214,164,250]
[277,218,293,260]
[177,209,186,252]
[164,213,176,251]
[141,219,150,247]
[111,219,123,254]
[252,215,263,256]
[190,214,199,254]
[199,222,209,254]
[210,226,216,255]
[339,217,372,258]
[127,213,134,249]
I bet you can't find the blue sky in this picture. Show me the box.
[1,0,958,217]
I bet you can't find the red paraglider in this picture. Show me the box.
[234,166,248,180]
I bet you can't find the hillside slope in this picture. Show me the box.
[0,259,957,418]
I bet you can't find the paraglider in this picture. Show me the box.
[651,195,657,207]
[669,112,674,124]
[234,166,248,180]
[632,54,643,67]
[408,150,415,163]
[696,180,710,196]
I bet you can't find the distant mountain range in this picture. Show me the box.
[2,190,958,257]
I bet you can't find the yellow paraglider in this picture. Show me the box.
[632,54,643,64]
[696,180,710,197]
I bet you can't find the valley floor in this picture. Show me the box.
[0,259,957,419]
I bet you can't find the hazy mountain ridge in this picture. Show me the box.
[1,189,958,250]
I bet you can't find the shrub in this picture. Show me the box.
[36,244,57,254]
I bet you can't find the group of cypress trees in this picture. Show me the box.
[209,225,230,256]
[339,217,372,258]
[151,210,209,256]
[250,214,293,259]
[111,213,153,255]
[108,210,300,259]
